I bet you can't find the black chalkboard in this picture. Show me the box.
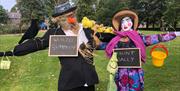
[48,35,78,57]
[114,48,141,68]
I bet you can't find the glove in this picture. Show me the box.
[0,52,5,57]
[4,51,13,56]
[0,51,13,57]
[175,32,180,36]
[107,53,118,74]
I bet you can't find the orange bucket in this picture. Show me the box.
[150,44,168,67]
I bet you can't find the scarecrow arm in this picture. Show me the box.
[18,19,40,44]
[142,32,176,46]
[95,33,116,42]
[0,28,58,57]
[83,28,116,50]
[0,38,42,57]
[95,33,116,50]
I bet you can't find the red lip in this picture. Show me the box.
[124,26,128,29]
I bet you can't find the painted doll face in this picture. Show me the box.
[121,17,133,31]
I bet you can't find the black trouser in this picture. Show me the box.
[64,85,95,91]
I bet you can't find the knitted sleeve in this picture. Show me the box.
[141,32,176,46]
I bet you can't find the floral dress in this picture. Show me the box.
[113,32,176,91]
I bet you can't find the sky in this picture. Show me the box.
[0,0,16,11]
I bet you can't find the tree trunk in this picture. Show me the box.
[153,20,155,29]
[174,21,177,29]
[146,18,149,28]
[160,19,165,31]
[19,21,23,34]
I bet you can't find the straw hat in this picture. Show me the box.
[112,10,138,31]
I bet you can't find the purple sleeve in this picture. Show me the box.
[141,32,176,46]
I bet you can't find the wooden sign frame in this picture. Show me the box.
[113,48,141,68]
[48,35,78,57]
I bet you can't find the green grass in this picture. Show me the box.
[0,31,180,91]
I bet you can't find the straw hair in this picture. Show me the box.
[112,10,138,31]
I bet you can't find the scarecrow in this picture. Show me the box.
[0,1,113,91]
[105,10,180,91]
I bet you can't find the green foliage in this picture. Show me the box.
[163,0,180,28]
[96,0,128,26]
[128,0,179,29]
[0,5,8,24]
[76,0,97,22]
[18,0,42,20]
[14,0,179,29]
[16,0,59,22]
[10,4,18,12]
[0,24,28,34]
[14,0,71,26]
[129,0,167,25]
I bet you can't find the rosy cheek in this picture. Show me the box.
[128,23,132,26]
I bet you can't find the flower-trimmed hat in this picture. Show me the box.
[52,1,77,17]
[112,10,139,31]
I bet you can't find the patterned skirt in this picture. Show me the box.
[114,68,144,91]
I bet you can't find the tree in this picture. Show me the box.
[129,0,168,29]
[128,0,146,25]
[15,0,67,32]
[163,0,180,29]
[76,0,97,22]
[96,0,128,26]
[11,4,18,12]
[0,5,8,24]
[16,0,71,23]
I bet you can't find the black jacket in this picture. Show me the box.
[18,19,39,44]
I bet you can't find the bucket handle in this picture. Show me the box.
[150,44,168,56]
[1,52,10,61]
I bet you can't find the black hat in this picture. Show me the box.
[52,2,77,17]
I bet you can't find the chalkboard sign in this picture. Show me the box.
[114,48,141,68]
[48,35,78,57]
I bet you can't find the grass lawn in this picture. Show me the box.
[0,31,180,91]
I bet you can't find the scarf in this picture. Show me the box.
[105,30,146,62]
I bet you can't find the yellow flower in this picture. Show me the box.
[97,27,104,32]
[104,27,114,34]
[81,17,114,34]
[82,17,95,28]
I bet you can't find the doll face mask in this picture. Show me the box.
[120,17,133,31]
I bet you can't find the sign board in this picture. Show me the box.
[49,35,78,57]
[114,48,141,68]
